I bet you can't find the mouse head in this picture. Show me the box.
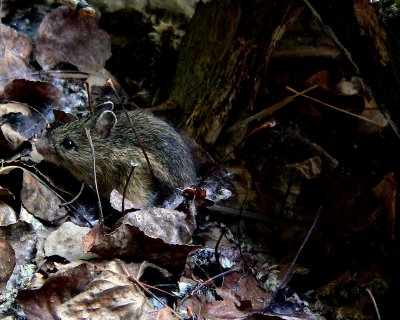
[35,110,118,170]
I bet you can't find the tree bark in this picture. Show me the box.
[170,0,304,151]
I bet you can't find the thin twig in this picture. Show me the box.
[366,288,382,320]
[265,205,323,312]
[180,268,242,304]
[17,163,94,227]
[85,81,93,113]
[122,162,137,215]
[226,85,318,134]
[107,79,156,182]
[118,262,183,319]
[286,86,386,127]
[85,128,104,224]
[59,182,85,207]
[302,0,361,75]
[215,226,228,272]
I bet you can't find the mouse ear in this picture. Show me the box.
[96,110,117,138]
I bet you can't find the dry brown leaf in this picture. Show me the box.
[0,186,14,198]
[20,168,68,222]
[222,271,270,311]
[287,156,322,180]
[0,239,16,284]
[0,23,34,91]
[35,6,111,71]
[0,102,31,117]
[17,261,156,320]
[178,275,268,320]
[357,97,388,134]
[83,209,200,272]
[1,123,27,151]
[44,221,99,261]
[0,199,17,226]
[2,79,63,108]
[0,166,68,222]
[0,23,32,59]
[372,172,397,240]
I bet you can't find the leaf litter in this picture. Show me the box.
[0,1,397,320]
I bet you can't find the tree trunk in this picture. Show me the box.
[170,0,304,152]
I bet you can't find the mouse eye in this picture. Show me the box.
[60,138,78,151]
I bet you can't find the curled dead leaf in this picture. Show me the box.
[0,166,68,222]
[0,102,31,117]
[3,79,63,108]
[17,261,156,319]
[35,6,111,71]
[0,199,18,226]
[83,209,200,272]
[1,123,27,152]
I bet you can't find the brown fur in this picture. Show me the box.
[36,109,196,206]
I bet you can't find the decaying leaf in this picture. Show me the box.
[83,208,200,272]
[0,102,31,117]
[269,156,323,218]
[20,168,68,222]
[0,239,16,285]
[0,23,34,91]
[17,261,158,320]
[44,221,99,261]
[2,79,63,108]
[0,123,27,152]
[0,199,17,226]
[0,166,68,222]
[357,97,388,134]
[35,6,112,71]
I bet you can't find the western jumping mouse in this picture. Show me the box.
[35,108,196,206]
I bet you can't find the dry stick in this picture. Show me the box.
[122,162,137,215]
[286,86,386,127]
[236,190,251,271]
[180,268,242,305]
[107,79,156,182]
[366,288,382,320]
[214,226,228,272]
[118,262,183,320]
[133,279,183,320]
[85,81,93,113]
[85,128,104,224]
[226,84,319,134]
[28,164,93,227]
[59,182,85,207]
[265,205,323,312]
